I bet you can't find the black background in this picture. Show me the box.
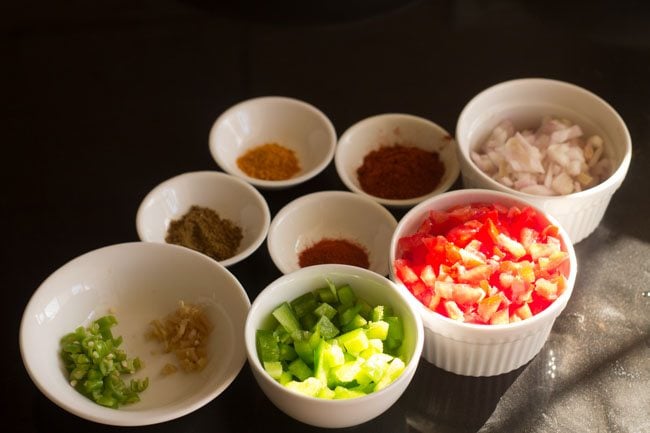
[5,1,650,432]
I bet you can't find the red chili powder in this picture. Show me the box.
[357,144,445,199]
[298,238,370,269]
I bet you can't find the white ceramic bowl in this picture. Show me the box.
[244,264,423,428]
[136,171,270,267]
[456,78,632,243]
[20,242,251,426]
[389,189,578,377]
[267,190,398,276]
[209,96,337,189]
[335,113,460,208]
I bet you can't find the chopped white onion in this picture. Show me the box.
[472,117,612,196]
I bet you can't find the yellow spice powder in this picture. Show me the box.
[236,142,300,180]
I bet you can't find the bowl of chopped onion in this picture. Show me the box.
[389,188,577,377]
[19,242,250,426]
[456,78,632,243]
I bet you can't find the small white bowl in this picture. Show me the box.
[389,189,578,377]
[456,78,632,243]
[244,264,424,428]
[335,113,460,208]
[136,171,271,267]
[267,190,398,275]
[20,242,251,426]
[209,96,337,189]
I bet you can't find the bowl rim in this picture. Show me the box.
[455,77,633,201]
[266,190,398,275]
[244,263,424,405]
[208,95,337,189]
[389,188,578,334]
[335,112,460,208]
[19,241,251,426]
[135,170,271,267]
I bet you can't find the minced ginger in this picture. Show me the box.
[147,301,213,375]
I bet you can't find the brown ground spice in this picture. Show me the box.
[298,238,370,269]
[165,205,243,261]
[357,144,445,199]
[236,142,300,180]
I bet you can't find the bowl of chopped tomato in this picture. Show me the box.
[389,188,577,377]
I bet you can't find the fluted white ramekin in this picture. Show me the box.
[389,189,578,377]
[456,78,632,244]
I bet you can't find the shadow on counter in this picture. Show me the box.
[401,358,526,433]
[179,0,422,24]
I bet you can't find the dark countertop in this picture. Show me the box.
[5,1,649,431]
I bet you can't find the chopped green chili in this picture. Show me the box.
[60,315,148,408]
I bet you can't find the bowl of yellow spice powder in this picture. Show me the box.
[209,96,337,189]
[136,171,271,267]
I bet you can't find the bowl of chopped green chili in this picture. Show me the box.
[20,242,250,426]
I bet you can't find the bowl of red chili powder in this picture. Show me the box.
[389,189,577,376]
[335,113,460,208]
[267,191,397,275]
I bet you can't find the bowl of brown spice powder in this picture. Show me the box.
[267,191,398,276]
[209,96,337,190]
[136,171,271,267]
[335,113,460,208]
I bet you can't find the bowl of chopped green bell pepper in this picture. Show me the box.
[244,264,424,428]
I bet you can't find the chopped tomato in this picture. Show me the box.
[534,278,559,300]
[444,300,464,321]
[528,292,553,315]
[529,239,562,260]
[500,261,535,283]
[444,242,462,264]
[496,233,526,259]
[428,293,441,310]
[394,259,419,284]
[453,283,485,305]
[394,203,570,324]
[457,264,493,284]
[541,224,560,241]
[459,245,486,268]
[420,264,436,287]
[490,308,509,325]
[447,222,481,248]
[519,227,539,249]
[410,280,428,297]
[477,294,502,322]
[479,279,492,296]
[508,206,536,240]
[492,246,506,260]
[514,303,533,320]
[434,280,454,299]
